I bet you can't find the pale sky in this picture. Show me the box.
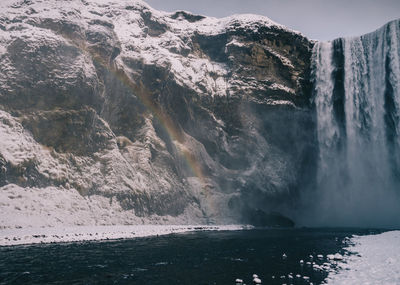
[145,0,400,41]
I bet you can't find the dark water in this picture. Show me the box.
[0,228,383,285]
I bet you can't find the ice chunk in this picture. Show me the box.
[334,253,343,260]
[327,254,335,260]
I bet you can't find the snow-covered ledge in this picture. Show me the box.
[0,225,251,246]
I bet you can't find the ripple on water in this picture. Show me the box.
[0,228,378,285]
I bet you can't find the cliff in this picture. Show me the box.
[0,0,316,227]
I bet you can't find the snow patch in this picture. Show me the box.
[192,13,292,36]
[0,224,250,246]
[266,99,296,107]
[264,46,295,69]
[270,83,295,94]
[0,183,227,231]
[226,38,246,48]
[327,231,400,284]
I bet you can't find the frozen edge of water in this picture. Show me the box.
[0,225,253,246]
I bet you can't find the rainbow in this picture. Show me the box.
[64,33,207,186]
[111,65,207,185]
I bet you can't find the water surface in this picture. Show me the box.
[0,228,382,284]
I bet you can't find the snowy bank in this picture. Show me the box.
[0,225,251,246]
[327,231,400,285]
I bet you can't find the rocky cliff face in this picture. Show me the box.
[0,0,315,227]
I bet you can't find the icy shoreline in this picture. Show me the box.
[327,230,400,284]
[0,225,251,246]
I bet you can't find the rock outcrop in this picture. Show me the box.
[0,0,316,227]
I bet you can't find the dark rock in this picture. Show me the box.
[170,11,206,23]
[244,209,295,228]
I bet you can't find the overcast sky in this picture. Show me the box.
[145,0,400,41]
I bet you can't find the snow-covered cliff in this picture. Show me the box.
[0,0,315,228]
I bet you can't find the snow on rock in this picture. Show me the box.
[0,223,250,246]
[0,111,205,225]
[0,0,314,227]
[0,0,304,100]
[327,231,400,285]
[0,183,205,229]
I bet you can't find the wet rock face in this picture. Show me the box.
[19,108,113,155]
[0,0,316,224]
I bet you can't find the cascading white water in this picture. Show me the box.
[311,20,400,227]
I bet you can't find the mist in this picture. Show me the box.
[301,21,400,228]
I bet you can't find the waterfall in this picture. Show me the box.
[311,20,400,227]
